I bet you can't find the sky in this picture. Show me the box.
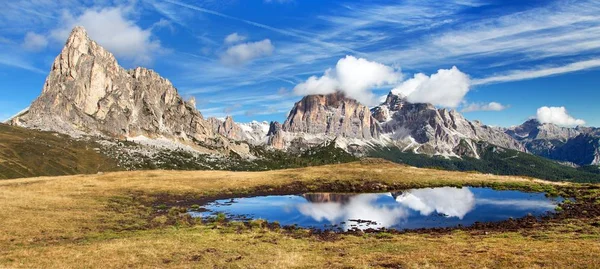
[0,0,599,127]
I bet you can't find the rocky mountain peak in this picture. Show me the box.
[208,116,243,141]
[505,119,541,139]
[382,91,407,109]
[51,27,121,85]
[506,119,581,142]
[281,92,380,139]
[267,121,285,149]
[9,26,226,149]
[370,91,524,157]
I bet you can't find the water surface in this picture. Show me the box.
[190,187,562,231]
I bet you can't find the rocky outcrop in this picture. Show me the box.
[238,121,270,144]
[9,26,222,147]
[267,121,285,149]
[208,117,270,145]
[372,92,524,157]
[282,92,380,139]
[266,92,381,150]
[506,119,581,141]
[266,91,524,158]
[506,119,600,165]
[208,116,244,141]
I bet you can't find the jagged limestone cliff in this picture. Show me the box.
[506,119,600,165]
[267,92,380,150]
[11,27,216,143]
[8,26,254,155]
[372,92,524,157]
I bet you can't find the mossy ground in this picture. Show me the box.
[1,159,599,268]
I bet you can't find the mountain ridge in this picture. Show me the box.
[505,119,600,165]
[9,26,252,156]
[6,26,599,181]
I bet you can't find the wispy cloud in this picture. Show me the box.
[0,54,46,74]
[161,0,365,56]
[365,1,600,74]
[472,59,600,85]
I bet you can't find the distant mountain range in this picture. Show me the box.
[505,119,600,166]
[4,26,599,181]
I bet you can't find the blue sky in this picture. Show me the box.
[1,0,599,127]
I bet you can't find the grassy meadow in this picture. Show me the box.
[1,159,599,268]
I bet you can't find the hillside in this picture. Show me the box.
[0,123,359,179]
[2,121,597,183]
[369,142,600,183]
[0,123,119,179]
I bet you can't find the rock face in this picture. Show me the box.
[282,92,379,139]
[267,91,524,158]
[506,119,600,165]
[208,117,270,145]
[10,27,218,145]
[506,119,581,141]
[10,27,599,166]
[267,121,285,149]
[267,92,380,150]
[208,116,244,141]
[238,121,270,144]
[372,92,524,157]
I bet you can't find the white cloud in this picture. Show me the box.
[392,66,470,107]
[224,32,246,44]
[461,102,508,112]
[22,32,48,52]
[220,39,274,65]
[50,7,162,65]
[293,55,401,105]
[536,106,585,126]
[292,69,338,95]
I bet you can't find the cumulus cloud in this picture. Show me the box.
[293,69,338,95]
[536,106,585,126]
[224,32,247,44]
[50,7,162,65]
[220,39,274,65]
[22,32,48,52]
[392,66,470,108]
[461,102,508,112]
[293,56,401,105]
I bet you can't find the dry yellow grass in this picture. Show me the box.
[0,159,598,268]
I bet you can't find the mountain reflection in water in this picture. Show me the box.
[193,187,561,231]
